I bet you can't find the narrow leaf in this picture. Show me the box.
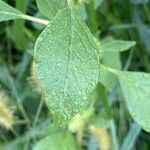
[34,132,79,150]
[34,8,100,125]
[0,0,23,22]
[36,0,67,19]
[101,40,136,52]
[119,72,150,132]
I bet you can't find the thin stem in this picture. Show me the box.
[8,75,30,124]
[24,98,44,148]
[98,83,112,119]
[21,14,49,25]
[142,2,150,23]
[10,128,19,138]
[32,98,44,127]
[123,49,134,70]
[110,119,119,150]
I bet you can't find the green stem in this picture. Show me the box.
[85,0,98,34]
[142,2,150,23]
[98,83,112,119]
[9,75,30,124]
[32,98,44,127]
[21,14,49,25]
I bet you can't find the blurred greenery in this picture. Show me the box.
[0,0,150,150]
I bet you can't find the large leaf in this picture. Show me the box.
[34,8,100,125]
[34,132,79,150]
[36,0,67,19]
[119,72,150,132]
[0,0,23,22]
[101,40,136,52]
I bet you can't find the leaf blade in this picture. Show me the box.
[36,0,67,19]
[0,0,23,22]
[34,8,100,125]
[119,72,150,132]
[34,132,79,150]
[101,40,136,52]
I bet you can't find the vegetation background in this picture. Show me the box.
[0,0,150,149]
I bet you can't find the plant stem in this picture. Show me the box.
[21,14,49,25]
[98,83,112,119]
[85,0,98,34]
[8,74,30,124]
[142,2,150,23]
[32,98,44,127]
[10,128,19,138]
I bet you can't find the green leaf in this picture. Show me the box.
[34,132,79,150]
[100,37,121,91]
[100,38,136,91]
[101,37,121,70]
[36,0,68,19]
[119,72,150,132]
[12,0,28,50]
[100,52,121,91]
[34,8,100,125]
[0,0,23,22]
[99,65,118,91]
[101,40,136,52]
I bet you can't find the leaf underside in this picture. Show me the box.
[119,72,150,132]
[34,7,100,125]
[101,40,136,52]
[0,0,22,22]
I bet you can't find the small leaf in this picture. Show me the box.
[101,40,136,52]
[119,72,150,132]
[36,0,67,19]
[99,37,121,91]
[0,0,23,22]
[99,65,118,91]
[34,8,100,125]
[34,132,79,150]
